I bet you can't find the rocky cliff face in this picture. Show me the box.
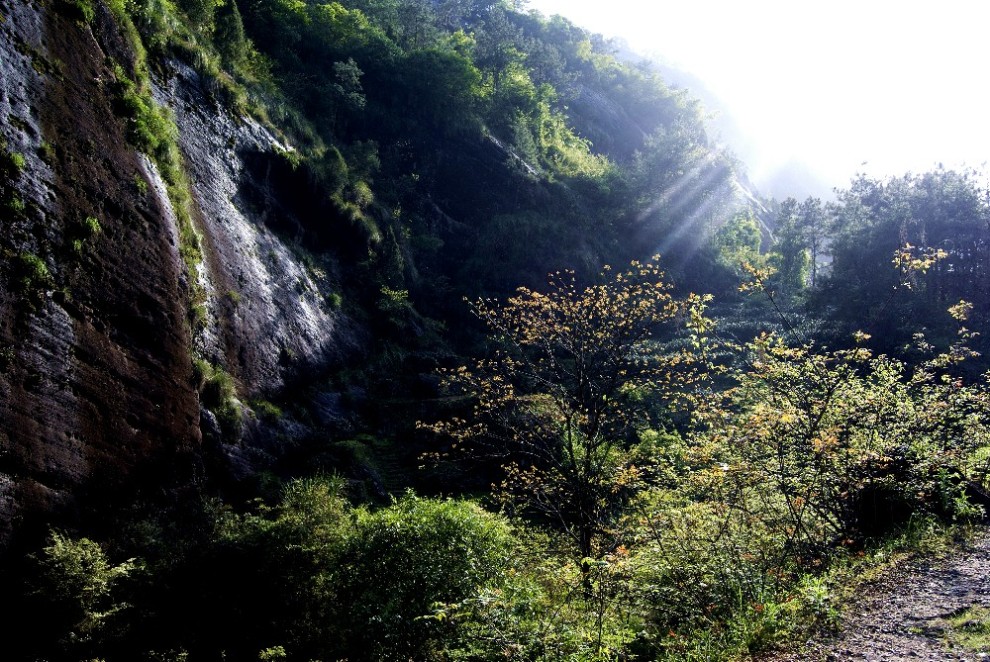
[0,2,351,548]
[154,63,347,397]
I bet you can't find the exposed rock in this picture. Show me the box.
[153,62,349,398]
[0,2,359,549]
[0,2,202,547]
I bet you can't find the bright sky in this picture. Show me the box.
[525,0,990,197]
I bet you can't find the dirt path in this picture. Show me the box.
[766,531,990,661]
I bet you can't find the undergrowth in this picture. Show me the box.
[193,357,242,441]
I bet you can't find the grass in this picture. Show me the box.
[250,399,283,422]
[110,62,175,159]
[13,252,54,309]
[16,252,52,289]
[1,146,26,179]
[37,140,55,164]
[61,0,95,24]
[681,516,971,661]
[945,605,990,653]
[84,216,101,235]
[66,216,102,256]
[192,358,242,441]
[728,518,976,659]
[101,0,330,342]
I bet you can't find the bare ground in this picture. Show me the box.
[764,530,990,661]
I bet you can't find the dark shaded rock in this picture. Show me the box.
[0,2,200,547]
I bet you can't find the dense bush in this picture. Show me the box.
[330,494,515,658]
[141,479,517,660]
[699,334,988,556]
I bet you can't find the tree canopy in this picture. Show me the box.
[424,258,711,559]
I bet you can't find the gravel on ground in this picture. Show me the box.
[763,531,990,661]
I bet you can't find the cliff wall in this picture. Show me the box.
[0,1,350,547]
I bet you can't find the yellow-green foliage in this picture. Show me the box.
[12,2,987,660]
[1,143,28,221]
[108,48,204,316]
[83,216,102,236]
[106,0,150,73]
[110,63,176,160]
[424,258,712,560]
[14,252,53,303]
[0,149,26,178]
[193,358,242,438]
[694,331,990,556]
[713,211,764,269]
[945,605,990,653]
[28,532,140,653]
[250,399,283,422]
[534,96,613,180]
[60,0,96,23]
[69,216,103,255]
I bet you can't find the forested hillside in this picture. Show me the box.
[2,0,990,660]
[211,0,741,290]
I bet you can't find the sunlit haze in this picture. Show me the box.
[525,0,990,198]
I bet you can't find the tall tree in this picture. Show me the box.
[422,258,711,561]
[214,0,248,68]
[770,197,811,298]
[474,5,522,96]
[817,170,990,362]
[798,197,829,287]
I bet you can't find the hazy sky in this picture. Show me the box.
[525,0,990,196]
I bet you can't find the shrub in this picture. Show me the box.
[619,492,778,638]
[15,252,53,296]
[213,0,249,68]
[0,149,26,178]
[27,532,141,658]
[37,140,55,163]
[329,494,515,659]
[111,63,177,161]
[200,482,516,661]
[60,0,95,23]
[84,215,102,235]
[742,339,982,547]
[68,216,103,256]
[192,358,242,440]
[250,399,282,422]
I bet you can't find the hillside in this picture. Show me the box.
[0,0,749,544]
[1,1,990,660]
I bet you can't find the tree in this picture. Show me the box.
[423,258,711,561]
[325,57,366,134]
[214,0,249,68]
[713,211,763,268]
[768,197,811,298]
[691,246,990,566]
[701,313,990,562]
[474,5,522,96]
[797,196,830,287]
[814,170,990,363]
[177,0,220,29]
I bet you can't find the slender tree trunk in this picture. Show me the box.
[580,522,593,598]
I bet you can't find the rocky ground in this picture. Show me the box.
[765,530,990,661]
